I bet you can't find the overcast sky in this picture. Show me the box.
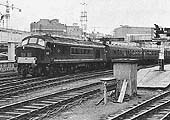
[0,0,170,34]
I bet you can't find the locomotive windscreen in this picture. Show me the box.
[21,37,45,47]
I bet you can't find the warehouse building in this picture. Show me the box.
[113,25,154,42]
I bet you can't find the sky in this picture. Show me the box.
[0,0,170,34]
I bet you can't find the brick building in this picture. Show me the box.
[30,19,67,36]
[30,19,83,38]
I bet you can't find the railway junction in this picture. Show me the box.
[1,27,170,119]
[0,59,170,120]
[0,1,169,119]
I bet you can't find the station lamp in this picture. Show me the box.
[164,28,170,36]
[156,41,161,45]
[154,24,164,38]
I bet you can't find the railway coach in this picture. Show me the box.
[15,35,107,77]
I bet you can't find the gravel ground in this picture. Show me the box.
[0,76,102,107]
[41,89,163,120]
[0,73,164,120]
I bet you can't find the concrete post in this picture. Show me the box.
[8,42,15,61]
[100,77,116,104]
[112,59,137,97]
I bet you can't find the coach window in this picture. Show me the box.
[80,49,83,54]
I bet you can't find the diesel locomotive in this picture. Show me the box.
[15,35,107,77]
[15,35,170,77]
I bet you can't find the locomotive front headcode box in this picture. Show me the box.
[17,57,36,64]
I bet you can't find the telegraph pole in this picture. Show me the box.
[0,0,21,28]
[80,0,87,40]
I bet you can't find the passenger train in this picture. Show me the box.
[15,35,170,77]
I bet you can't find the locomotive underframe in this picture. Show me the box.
[17,61,106,77]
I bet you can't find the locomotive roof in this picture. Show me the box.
[24,35,105,48]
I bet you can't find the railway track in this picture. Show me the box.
[0,65,154,102]
[0,64,152,84]
[0,78,107,120]
[0,70,112,103]
[108,91,170,120]
[0,72,18,78]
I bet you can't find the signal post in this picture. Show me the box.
[153,24,168,71]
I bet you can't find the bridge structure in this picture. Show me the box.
[0,27,31,72]
[0,27,31,61]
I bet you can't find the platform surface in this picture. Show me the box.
[137,65,170,88]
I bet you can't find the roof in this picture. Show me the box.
[23,35,105,48]
[108,44,142,50]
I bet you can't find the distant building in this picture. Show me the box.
[113,25,154,42]
[30,19,83,38]
[66,23,83,38]
[30,19,67,36]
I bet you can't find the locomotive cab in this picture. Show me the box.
[16,36,47,76]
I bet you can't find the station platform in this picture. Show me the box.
[137,65,170,88]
